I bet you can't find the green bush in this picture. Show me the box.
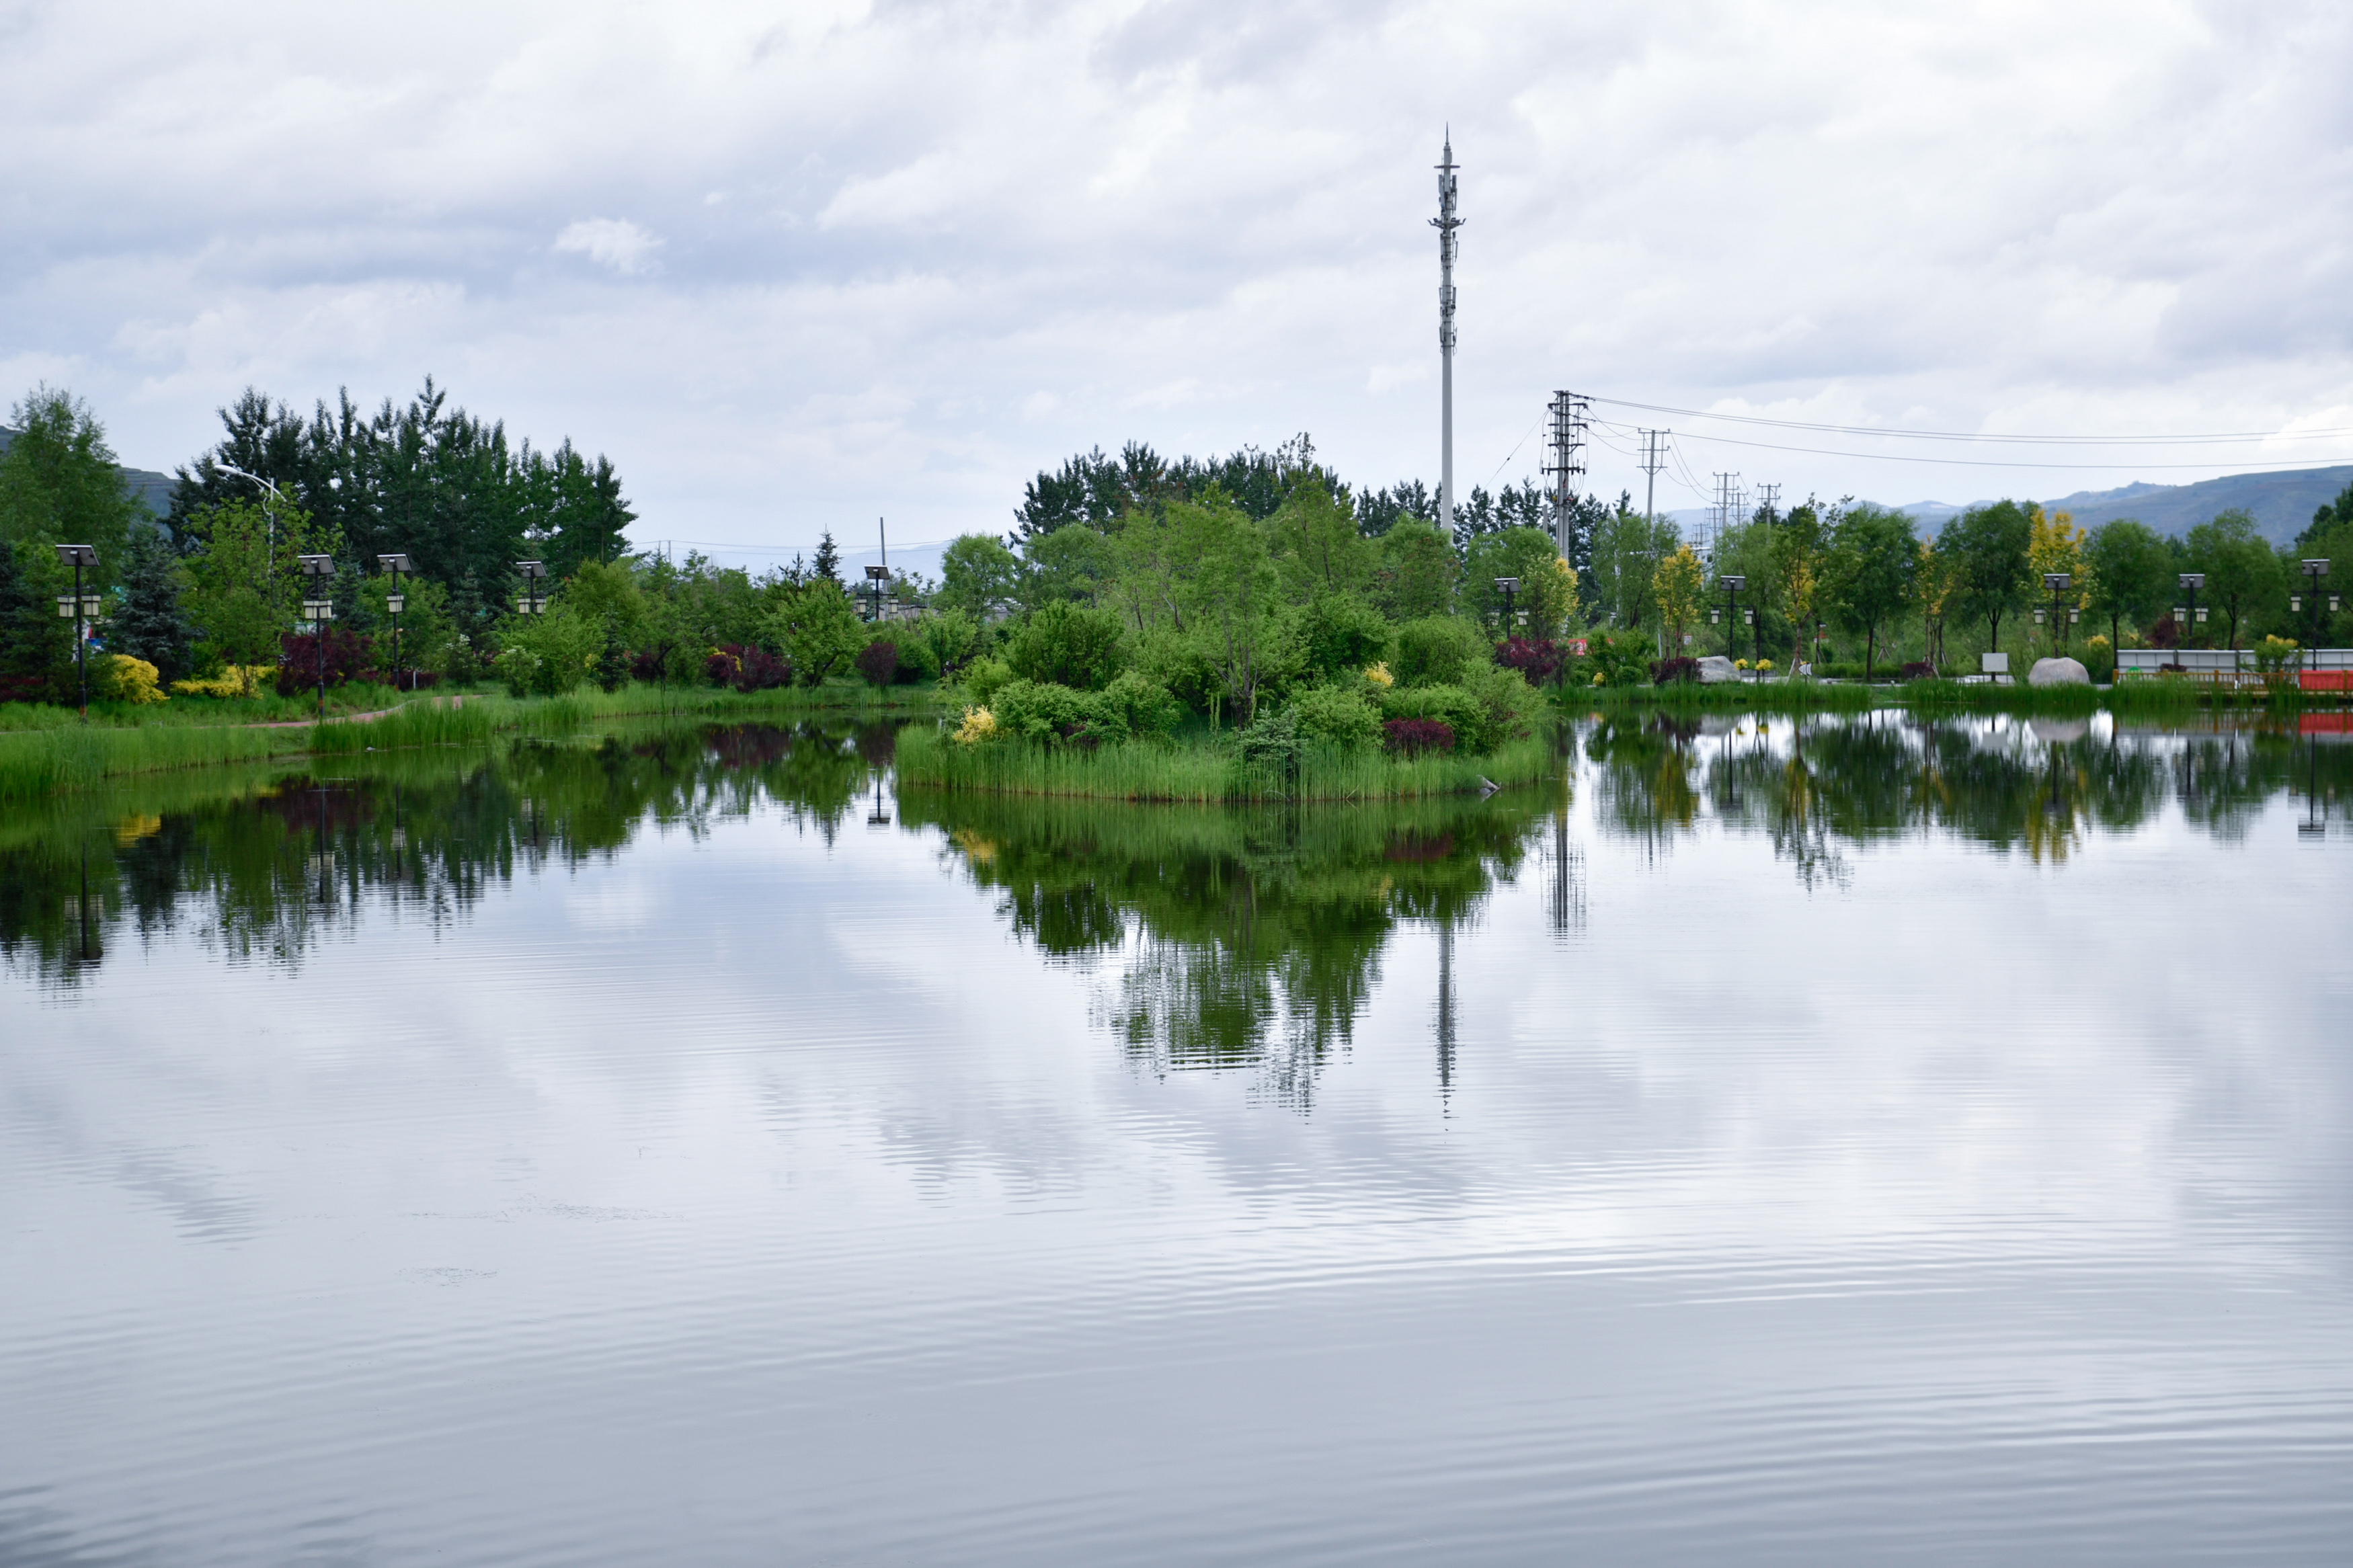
[988,678,1128,744]
[1005,601,1127,690]
[1285,684,1382,749]
[1380,683,1484,748]
[1299,595,1392,679]
[1100,671,1183,739]
[1378,663,1542,753]
[960,655,1015,707]
[1391,616,1487,688]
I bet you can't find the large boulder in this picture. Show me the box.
[1696,656,1741,684]
[2028,656,2090,688]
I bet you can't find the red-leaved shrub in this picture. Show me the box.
[854,639,900,687]
[705,644,792,692]
[1383,717,1455,756]
[1649,656,1700,686]
[1899,661,1934,681]
[1494,636,1564,686]
[276,628,374,696]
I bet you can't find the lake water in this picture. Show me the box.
[4,714,2350,1565]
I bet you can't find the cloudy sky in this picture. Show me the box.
[5,0,2350,563]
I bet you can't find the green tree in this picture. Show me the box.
[1823,504,1919,682]
[180,498,345,667]
[1172,494,1285,723]
[811,530,842,586]
[1654,544,1704,652]
[914,607,982,678]
[1004,600,1127,690]
[2182,508,2284,650]
[1590,503,1678,636]
[1269,481,1371,600]
[1298,593,1390,679]
[0,537,71,698]
[1020,525,1116,609]
[1369,518,1458,620]
[1940,499,2034,653]
[109,526,199,683]
[765,580,865,686]
[0,390,142,661]
[2082,518,2171,653]
[1463,528,1577,638]
[939,534,1022,622]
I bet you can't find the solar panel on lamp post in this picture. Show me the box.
[866,565,890,623]
[298,554,335,720]
[1720,575,1745,661]
[2178,573,2204,659]
[54,544,98,720]
[2043,573,2071,657]
[515,561,547,618]
[1492,577,1519,640]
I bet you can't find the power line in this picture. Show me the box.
[1590,396,2353,446]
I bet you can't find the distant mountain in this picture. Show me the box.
[1667,465,2352,549]
[0,425,175,526]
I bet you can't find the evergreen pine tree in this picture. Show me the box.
[0,540,71,701]
[813,530,842,586]
[594,616,629,692]
[110,526,198,682]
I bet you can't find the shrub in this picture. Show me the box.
[2149,614,2182,650]
[855,639,900,687]
[1363,660,1395,690]
[1300,595,1392,677]
[1650,655,1700,686]
[1285,684,1382,749]
[1004,600,1126,690]
[1583,630,1653,690]
[1100,671,1183,739]
[629,648,666,682]
[1384,717,1455,756]
[2254,636,2300,675]
[594,624,631,692]
[1392,616,1486,687]
[170,665,267,699]
[960,655,1015,708]
[1899,661,1935,681]
[706,643,792,692]
[97,654,167,704]
[952,705,998,745]
[1379,682,1484,749]
[988,677,1127,745]
[1238,707,1302,773]
[1494,636,1564,686]
[276,627,374,696]
[892,635,941,684]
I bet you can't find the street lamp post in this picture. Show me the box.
[298,554,336,720]
[54,544,99,721]
[378,554,413,690]
[1747,604,1761,672]
[515,560,548,620]
[1492,577,1520,639]
[2296,559,2331,679]
[2176,573,2204,657]
[1720,575,1745,661]
[2043,573,2072,657]
[865,564,890,623]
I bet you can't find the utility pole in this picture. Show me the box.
[1710,472,1745,560]
[1638,429,1669,528]
[1544,391,1590,563]
[1753,483,1781,526]
[1432,131,1462,540]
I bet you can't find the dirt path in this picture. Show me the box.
[241,696,461,731]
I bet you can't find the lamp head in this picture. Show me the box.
[296,553,334,578]
[378,553,413,573]
[516,560,547,579]
[1721,575,1746,591]
[2044,573,2071,591]
[2178,572,2205,590]
[2302,559,2329,579]
[1493,576,1519,592]
[54,544,97,568]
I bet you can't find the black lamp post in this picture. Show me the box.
[1492,576,1520,639]
[54,544,99,721]
[2295,559,2331,679]
[515,559,547,618]
[866,564,890,623]
[2176,572,2204,658]
[2042,573,2072,657]
[298,554,336,720]
[378,553,413,690]
[1719,575,1745,660]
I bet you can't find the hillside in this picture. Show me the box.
[1669,464,2352,548]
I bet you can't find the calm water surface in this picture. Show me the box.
[3,714,2350,1565]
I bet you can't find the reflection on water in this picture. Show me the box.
[4,713,2350,1565]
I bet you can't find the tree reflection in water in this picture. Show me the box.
[0,722,884,986]
[904,794,1549,1110]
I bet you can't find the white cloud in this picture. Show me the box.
[553,218,664,276]
[0,0,2347,553]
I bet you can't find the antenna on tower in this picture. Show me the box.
[1431,131,1462,540]
[1543,391,1589,562]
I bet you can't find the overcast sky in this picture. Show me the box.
[5,0,2350,563]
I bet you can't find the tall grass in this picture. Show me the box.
[0,723,309,801]
[896,728,1558,802]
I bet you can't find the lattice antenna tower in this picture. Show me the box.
[1543,391,1590,560]
[1431,130,1463,539]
